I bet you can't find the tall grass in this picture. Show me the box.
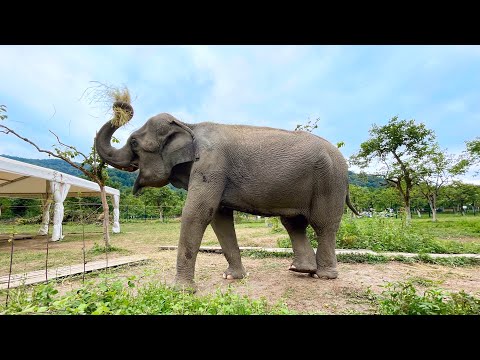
[276,217,480,254]
[334,217,480,253]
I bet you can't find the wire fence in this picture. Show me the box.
[0,199,268,306]
[0,202,269,224]
[1,202,478,225]
[0,202,182,223]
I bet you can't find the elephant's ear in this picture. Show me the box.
[161,126,196,171]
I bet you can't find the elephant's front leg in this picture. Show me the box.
[211,207,247,280]
[174,178,224,292]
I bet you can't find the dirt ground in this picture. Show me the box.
[2,224,479,314]
[51,249,480,314]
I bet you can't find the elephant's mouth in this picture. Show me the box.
[132,176,144,196]
[132,173,170,196]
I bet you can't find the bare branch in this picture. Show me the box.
[48,129,89,162]
[49,105,56,122]
[1,124,96,181]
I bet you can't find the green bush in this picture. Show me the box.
[377,281,480,315]
[276,237,292,248]
[266,217,283,233]
[0,278,293,315]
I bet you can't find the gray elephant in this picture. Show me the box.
[96,102,360,291]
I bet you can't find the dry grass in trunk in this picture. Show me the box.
[83,81,133,127]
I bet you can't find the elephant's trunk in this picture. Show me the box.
[95,101,137,172]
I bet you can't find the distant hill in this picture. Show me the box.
[1,155,138,188]
[348,171,386,188]
[1,155,386,189]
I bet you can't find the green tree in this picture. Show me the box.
[140,187,186,220]
[409,186,428,217]
[349,185,378,212]
[466,137,480,176]
[466,137,480,159]
[373,186,402,212]
[350,116,436,223]
[441,181,480,215]
[415,149,469,221]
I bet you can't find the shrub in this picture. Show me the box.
[377,281,480,315]
[0,278,293,315]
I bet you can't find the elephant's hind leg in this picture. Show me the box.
[280,216,317,273]
[310,221,340,279]
[211,207,247,280]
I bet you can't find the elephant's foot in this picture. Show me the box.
[222,266,248,280]
[289,256,317,274]
[172,278,197,293]
[309,267,338,279]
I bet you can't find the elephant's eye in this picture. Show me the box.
[131,139,138,147]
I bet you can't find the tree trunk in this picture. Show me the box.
[428,198,437,222]
[405,204,412,223]
[430,193,437,222]
[159,206,164,222]
[404,189,411,224]
[100,185,110,247]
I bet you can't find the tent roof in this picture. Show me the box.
[0,156,120,198]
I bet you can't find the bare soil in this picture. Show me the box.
[53,249,480,315]
[2,222,479,314]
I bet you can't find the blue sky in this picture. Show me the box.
[1,45,479,183]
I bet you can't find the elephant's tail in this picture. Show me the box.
[346,191,361,216]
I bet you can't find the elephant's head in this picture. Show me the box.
[95,102,196,195]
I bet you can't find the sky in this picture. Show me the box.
[0,45,479,183]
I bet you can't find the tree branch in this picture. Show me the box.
[49,129,89,162]
[1,124,97,181]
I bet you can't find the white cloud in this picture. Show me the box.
[1,44,480,171]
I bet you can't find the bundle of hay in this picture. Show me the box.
[109,87,134,127]
[85,82,134,127]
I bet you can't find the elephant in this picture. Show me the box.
[95,101,360,292]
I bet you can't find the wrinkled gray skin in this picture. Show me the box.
[96,103,360,292]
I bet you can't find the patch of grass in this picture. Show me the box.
[414,254,480,267]
[376,281,480,315]
[334,217,480,254]
[242,249,292,259]
[390,255,417,264]
[87,243,129,255]
[407,277,443,287]
[336,253,389,264]
[341,287,377,305]
[411,215,480,239]
[271,215,480,254]
[0,249,88,274]
[242,250,480,267]
[0,278,294,315]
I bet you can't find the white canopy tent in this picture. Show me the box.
[0,156,121,240]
